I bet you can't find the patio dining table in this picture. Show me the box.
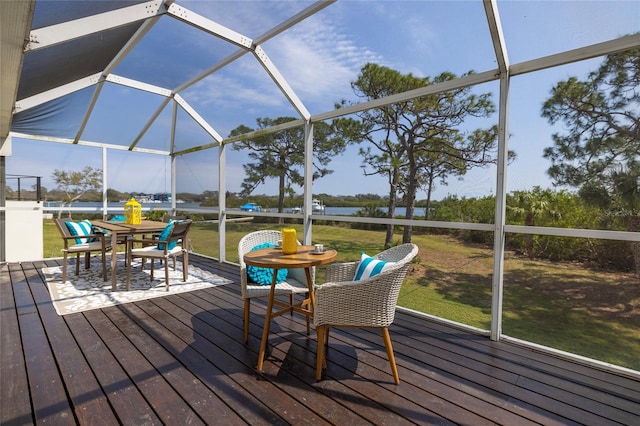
[92,220,168,291]
[243,245,337,371]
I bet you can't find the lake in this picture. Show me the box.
[43,202,426,217]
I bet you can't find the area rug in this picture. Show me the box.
[43,255,233,316]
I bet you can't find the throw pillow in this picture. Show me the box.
[353,252,394,281]
[65,220,93,244]
[157,222,177,250]
[246,242,288,286]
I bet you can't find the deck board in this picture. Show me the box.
[0,263,32,425]
[1,256,639,425]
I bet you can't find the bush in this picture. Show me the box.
[350,203,387,230]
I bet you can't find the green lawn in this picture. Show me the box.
[43,219,640,371]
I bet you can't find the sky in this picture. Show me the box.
[7,0,640,201]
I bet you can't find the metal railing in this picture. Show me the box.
[5,174,42,202]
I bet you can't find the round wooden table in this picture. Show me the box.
[243,245,337,372]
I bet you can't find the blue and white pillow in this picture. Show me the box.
[65,220,93,244]
[353,252,394,281]
[246,242,288,286]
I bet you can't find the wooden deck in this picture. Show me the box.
[2,255,639,425]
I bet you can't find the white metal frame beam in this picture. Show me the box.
[174,94,223,142]
[14,73,102,113]
[129,97,172,150]
[510,33,640,77]
[74,16,164,143]
[14,0,335,157]
[106,74,173,97]
[312,69,498,122]
[25,0,167,52]
[172,0,335,95]
[485,0,509,343]
[10,131,169,155]
[166,3,252,49]
[253,45,311,120]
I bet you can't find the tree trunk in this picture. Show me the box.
[424,175,434,220]
[525,213,535,259]
[402,147,418,244]
[385,169,399,247]
[277,173,286,225]
[402,188,417,243]
[57,202,66,219]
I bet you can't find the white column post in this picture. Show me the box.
[218,142,227,262]
[102,146,108,219]
[302,122,313,245]
[485,0,510,341]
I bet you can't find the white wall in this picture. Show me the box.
[5,200,43,262]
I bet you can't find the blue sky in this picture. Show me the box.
[8,0,640,200]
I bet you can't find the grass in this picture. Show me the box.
[43,219,640,371]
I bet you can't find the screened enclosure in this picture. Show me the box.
[1,0,640,376]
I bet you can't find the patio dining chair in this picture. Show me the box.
[314,243,418,384]
[238,230,314,343]
[140,214,189,253]
[54,218,111,283]
[125,219,192,291]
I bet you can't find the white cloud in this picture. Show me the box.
[259,14,384,108]
[179,3,385,115]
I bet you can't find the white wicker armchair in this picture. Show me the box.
[314,243,418,384]
[238,230,314,343]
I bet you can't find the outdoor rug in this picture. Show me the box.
[43,254,233,315]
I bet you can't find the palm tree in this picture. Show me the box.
[508,187,561,259]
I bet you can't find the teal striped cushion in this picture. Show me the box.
[65,220,93,244]
[353,253,394,281]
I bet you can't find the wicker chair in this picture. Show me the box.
[54,218,111,283]
[314,243,418,384]
[238,230,314,343]
[125,220,192,291]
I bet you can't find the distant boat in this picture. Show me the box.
[291,199,324,213]
[240,202,261,212]
[312,199,325,212]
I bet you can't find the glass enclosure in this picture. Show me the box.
[8,0,640,373]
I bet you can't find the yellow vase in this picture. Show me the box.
[281,228,297,254]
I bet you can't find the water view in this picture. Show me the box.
[43,201,427,217]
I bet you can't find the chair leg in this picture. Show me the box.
[299,293,310,334]
[164,256,170,291]
[381,327,400,385]
[126,251,132,291]
[289,294,294,316]
[101,249,107,281]
[182,251,189,282]
[243,298,251,343]
[84,252,91,270]
[316,325,326,381]
[62,252,68,283]
[75,253,81,276]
